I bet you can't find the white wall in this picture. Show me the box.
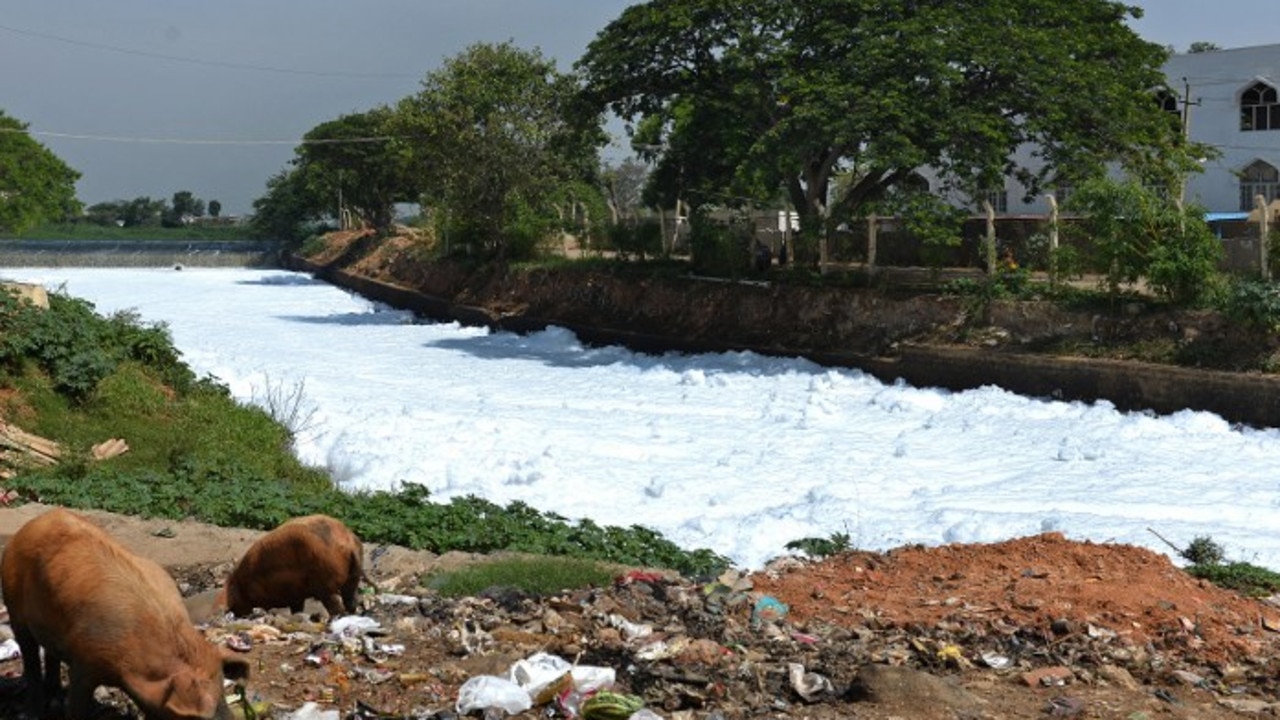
[924,44,1280,216]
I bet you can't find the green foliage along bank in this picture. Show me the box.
[0,284,728,576]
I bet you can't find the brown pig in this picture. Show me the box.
[0,508,250,720]
[220,514,370,617]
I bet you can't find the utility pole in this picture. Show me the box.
[1177,77,1201,204]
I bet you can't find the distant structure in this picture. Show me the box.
[922,44,1280,218]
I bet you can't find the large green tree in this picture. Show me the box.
[579,0,1200,257]
[396,42,604,259]
[293,107,416,237]
[0,111,81,233]
[251,168,324,243]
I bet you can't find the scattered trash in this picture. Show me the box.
[0,638,19,661]
[787,662,833,702]
[330,615,381,637]
[283,702,339,720]
[607,613,653,641]
[455,675,532,716]
[979,651,1012,669]
[750,595,789,627]
[225,632,253,653]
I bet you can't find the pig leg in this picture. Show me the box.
[66,664,106,720]
[41,647,65,717]
[322,593,347,617]
[11,625,46,718]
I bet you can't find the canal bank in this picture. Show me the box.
[286,239,1280,429]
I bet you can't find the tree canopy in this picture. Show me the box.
[578,0,1197,251]
[396,42,604,258]
[0,111,81,234]
[294,107,417,237]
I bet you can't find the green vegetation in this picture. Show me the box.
[8,221,257,241]
[577,0,1201,261]
[424,555,618,597]
[0,286,728,576]
[784,532,853,560]
[1187,562,1280,597]
[0,111,81,234]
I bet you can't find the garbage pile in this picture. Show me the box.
[3,556,1280,719]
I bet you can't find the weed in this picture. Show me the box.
[251,374,322,449]
[1186,562,1280,597]
[424,556,617,598]
[785,532,853,559]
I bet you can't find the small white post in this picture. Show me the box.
[1046,194,1060,290]
[867,213,878,273]
[1257,194,1271,280]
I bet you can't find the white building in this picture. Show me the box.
[1169,44,1280,215]
[960,44,1280,217]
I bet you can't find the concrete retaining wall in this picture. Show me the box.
[291,255,1280,429]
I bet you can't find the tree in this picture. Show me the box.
[601,158,649,223]
[396,42,605,259]
[0,110,81,234]
[1188,41,1221,53]
[251,168,325,243]
[208,200,222,218]
[578,0,1202,261]
[1066,178,1221,305]
[293,107,417,237]
[121,197,166,228]
[171,191,205,218]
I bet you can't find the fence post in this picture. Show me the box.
[983,201,996,275]
[867,213,878,274]
[1046,194,1059,291]
[1257,194,1271,280]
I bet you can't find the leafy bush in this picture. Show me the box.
[1187,562,1280,597]
[689,216,751,277]
[608,220,664,260]
[1220,278,1280,332]
[785,532,852,559]
[1066,178,1222,305]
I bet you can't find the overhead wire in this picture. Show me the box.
[0,21,420,79]
[0,127,402,146]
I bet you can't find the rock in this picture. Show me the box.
[1021,666,1074,687]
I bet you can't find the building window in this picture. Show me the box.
[974,189,1007,213]
[1241,82,1280,131]
[1239,160,1280,211]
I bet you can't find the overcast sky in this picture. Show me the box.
[0,1,1272,218]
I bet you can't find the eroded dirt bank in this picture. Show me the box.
[288,233,1280,428]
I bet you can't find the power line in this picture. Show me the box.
[0,21,419,80]
[0,126,404,146]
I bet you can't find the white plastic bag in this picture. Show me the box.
[455,675,533,716]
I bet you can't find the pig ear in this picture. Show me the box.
[222,652,251,681]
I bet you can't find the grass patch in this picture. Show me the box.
[424,555,618,598]
[7,222,259,241]
[1186,562,1280,597]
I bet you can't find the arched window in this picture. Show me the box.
[1241,82,1280,131]
[1239,160,1280,210]
[900,173,930,193]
